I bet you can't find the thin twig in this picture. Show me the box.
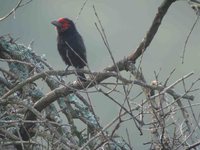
[181,15,199,64]
[93,5,120,94]
[75,0,89,23]
[0,58,34,67]
[0,0,23,21]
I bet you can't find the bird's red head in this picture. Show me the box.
[51,18,72,32]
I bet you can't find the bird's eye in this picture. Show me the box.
[62,21,70,30]
[58,18,67,25]
[57,18,70,30]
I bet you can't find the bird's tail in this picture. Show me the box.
[77,72,87,82]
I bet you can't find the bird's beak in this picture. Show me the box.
[51,20,62,28]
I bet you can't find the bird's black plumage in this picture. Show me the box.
[51,18,87,81]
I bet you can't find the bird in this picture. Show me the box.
[51,17,87,82]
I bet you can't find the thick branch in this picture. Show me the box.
[105,0,176,72]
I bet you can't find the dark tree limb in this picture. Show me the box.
[105,0,176,72]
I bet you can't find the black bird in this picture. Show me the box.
[51,18,87,81]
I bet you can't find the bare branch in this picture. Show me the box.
[0,0,23,21]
